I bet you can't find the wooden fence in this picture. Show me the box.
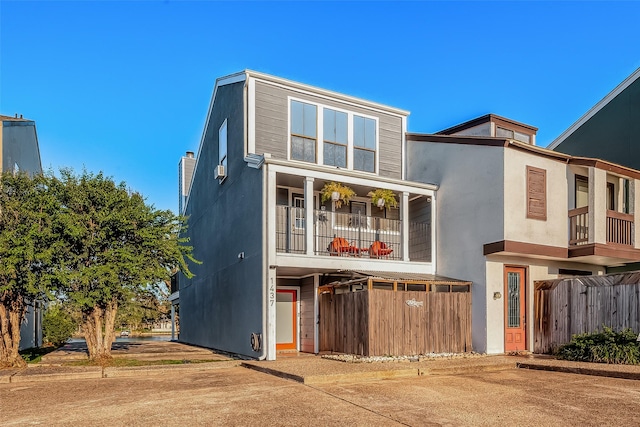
[534,279,640,353]
[319,289,472,356]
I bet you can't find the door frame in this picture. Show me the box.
[276,286,300,351]
[503,265,527,352]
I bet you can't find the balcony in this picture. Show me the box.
[276,206,431,262]
[569,208,634,247]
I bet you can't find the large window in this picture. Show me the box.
[323,108,347,168]
[290,101,317,163]
[289,99,378,173]
[353,115,376,172]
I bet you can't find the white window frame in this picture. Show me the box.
[219,119,228,183]
[287,96,379,174]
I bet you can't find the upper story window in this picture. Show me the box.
[218,119,228,182]
[575,175,588,208]
[353,115,376,172]
[289,98,378,173]
[290,100,317,163]
[323,108,347,168]
[497,126,531,144]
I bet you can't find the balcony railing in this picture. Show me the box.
[568,207,589,246]
[606,210,634,246]
[568,207,634,247]
[275,206,431,262]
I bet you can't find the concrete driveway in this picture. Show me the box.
[2,366,640,426]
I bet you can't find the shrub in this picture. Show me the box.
[43,306,77,347]
[555,326,640,365]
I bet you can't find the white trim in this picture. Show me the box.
[184,71,248,213]
[267,160,438,194]
[401,115,407,180]
[276,285,301,352]
[248,77,256,155]
[430,193,437,273]
[275,254,434,274]
[548,67,640,150]
[248,70,409,117]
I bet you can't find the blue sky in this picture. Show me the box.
[1,1,638,212]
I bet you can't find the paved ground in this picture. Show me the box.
[2,365,640,426]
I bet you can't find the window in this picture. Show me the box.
[323,108,347,168]
[526,166,546,220]
[496,126,531,144]
[353,115,376,172]
[290,101,317,163]
[219,119,228,175]
[349,201,367,228]
[623,179,630,214]
[607,182,615,211]
[575,175,589,208]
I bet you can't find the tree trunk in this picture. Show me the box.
[0,291,27,368]
[82,299,119,362]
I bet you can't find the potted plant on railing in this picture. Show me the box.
[368,188,398,210]
[321,182,356,209]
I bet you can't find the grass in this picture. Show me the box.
[20,345,58,364]
[65,358,222,367]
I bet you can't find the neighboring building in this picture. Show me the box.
[408,114,640,354]
[179,71,444,360]
[170,151,197,339]
[548,67,640,169]
[0,114,44,350]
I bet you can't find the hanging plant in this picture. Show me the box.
[320,182,356,209]
[368,188,398,210]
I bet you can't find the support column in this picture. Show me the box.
[589,167,607,244]
[305,177,315,256]
[313,274,319,354]
[170,304,176,341]
[266,167,277,361]
[401,191,410,261]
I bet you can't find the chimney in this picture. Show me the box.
[186,151,195,158]
[20,114,23,119]
[14,113,18,118]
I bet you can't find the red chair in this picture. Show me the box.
[369,241,393,259]
[328,237,355,256]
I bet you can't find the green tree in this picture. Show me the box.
[52,169,197,361]
[43,304,77,347]
[0,172,58,368]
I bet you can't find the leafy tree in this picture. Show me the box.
[0,172,58,368]
[43,304,77,347]
[52,169,197,361]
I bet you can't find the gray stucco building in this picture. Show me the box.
[178,71,439,360]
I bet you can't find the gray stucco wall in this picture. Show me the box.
[254,80,404,179]
[2,121,42,174]
[180,81,265,358]
[407,140,505,353]
[553,78,640,168]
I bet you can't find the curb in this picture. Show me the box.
[516,362,640,381]
[10,368,102,383]
[103,360,241,378]
[241,360,517,385]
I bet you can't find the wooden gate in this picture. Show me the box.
[319,289,472,356]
